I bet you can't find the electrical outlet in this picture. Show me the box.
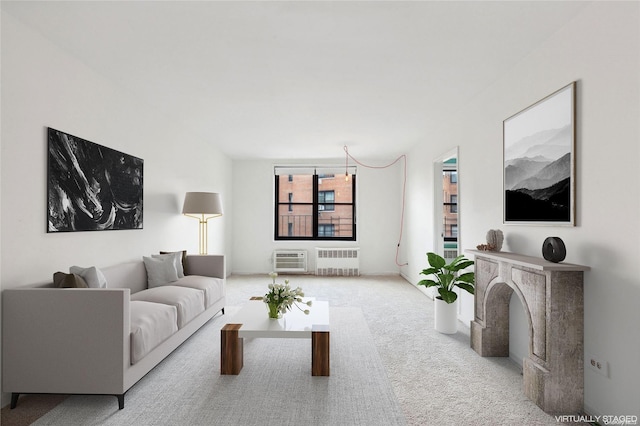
[586,353,609,378]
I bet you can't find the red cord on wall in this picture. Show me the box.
[343,146,408,267]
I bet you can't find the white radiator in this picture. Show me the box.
[273,250,307,273]
[315,248,360,276]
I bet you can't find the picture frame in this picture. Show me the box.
[47,128,144,232]
[503,82,576,225]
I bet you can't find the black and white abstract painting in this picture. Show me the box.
[503,82,575,225]
[47,128,143,232]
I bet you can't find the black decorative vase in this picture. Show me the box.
[542,237,566,263]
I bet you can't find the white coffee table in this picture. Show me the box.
[220,297,330,376]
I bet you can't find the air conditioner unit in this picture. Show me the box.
[315,248,360,276]
[273,250,307,273]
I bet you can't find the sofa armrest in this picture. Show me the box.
[2,288,130,395]
[185,255,225,279]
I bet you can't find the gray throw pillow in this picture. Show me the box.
[69,266,107,288]
[143,256,179,288]
[159,250,188,276]
[153,252,185,278]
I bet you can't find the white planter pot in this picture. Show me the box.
[434,298,458,334]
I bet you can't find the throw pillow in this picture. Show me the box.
[69,266,108,288]
[54,272,89,288]
[159,250,188,275]
[154,251,185,278]
[143,256,179,288]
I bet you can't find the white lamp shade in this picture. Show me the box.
[182,192,223,216]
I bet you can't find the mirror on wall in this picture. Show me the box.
[433,148,459,262]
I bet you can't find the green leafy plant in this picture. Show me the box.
[418,252,475,304]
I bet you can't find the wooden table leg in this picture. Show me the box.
[221,323,243,375]
[312,325,330,376]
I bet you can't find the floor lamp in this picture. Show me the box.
[182,192,223,255]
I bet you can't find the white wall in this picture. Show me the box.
[231,158,403,275]
[402,2,639,417]
[0,11,233,405]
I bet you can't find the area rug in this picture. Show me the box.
[32,307,406,426]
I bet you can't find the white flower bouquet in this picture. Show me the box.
[263,272,312,318]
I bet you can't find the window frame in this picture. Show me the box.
[274,172,356,241]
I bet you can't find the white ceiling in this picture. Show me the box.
[2,1,590,160]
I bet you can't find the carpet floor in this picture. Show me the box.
[3,274,583,425]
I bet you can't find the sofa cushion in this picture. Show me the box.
[69,266,107,288]
[174,275,224,308]
[130,301,178,365]
[142,256,179,288]
[131,286,205,328]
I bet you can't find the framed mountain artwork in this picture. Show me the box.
[47,128,144,232]
[503,82,576,225]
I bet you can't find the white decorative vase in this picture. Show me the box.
[434,298,458,334]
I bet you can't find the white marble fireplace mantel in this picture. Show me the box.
[466,249,590,272]
[466,249,590,415]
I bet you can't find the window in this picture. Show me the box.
[450,194,458,213]
[318,224,335,237]
[442,159,458,246]
[274,167,356,240]
[318,191,335,211]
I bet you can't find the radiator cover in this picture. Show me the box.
[315,248,360,276]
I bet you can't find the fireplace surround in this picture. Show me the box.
[467,250,589,414]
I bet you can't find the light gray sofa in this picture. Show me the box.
[2,254,225,409]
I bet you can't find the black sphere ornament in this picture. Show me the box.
[542,237,566,263]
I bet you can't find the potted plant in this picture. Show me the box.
[418,252,475,334]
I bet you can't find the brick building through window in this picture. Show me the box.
[274,167,356,240]
[443,160,458,246]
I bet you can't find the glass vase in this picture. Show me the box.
[267,302,281,319]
